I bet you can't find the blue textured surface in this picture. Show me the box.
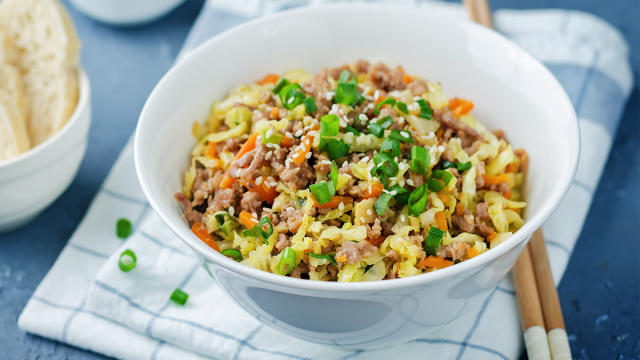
[0,1,637,359]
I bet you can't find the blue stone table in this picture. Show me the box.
[0,1,637,359]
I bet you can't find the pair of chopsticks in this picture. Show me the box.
[462,1,572,359]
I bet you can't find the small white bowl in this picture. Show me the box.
[135,4,578,349]
[69,0,186,26]
[0,70,91,232]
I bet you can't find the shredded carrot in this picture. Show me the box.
[336,255,347,263]
[510,207,521,214]
[403,74,413,84]
[304,248,313,254]
[396,65,405,72]
[437,193,448,203]
[487,232,498,242]
[435,211,448,232]
[270,107,280,119]
[436,128,444,141]
[238,211,259,228]
[360,182,383,199]
[419,256,454,269]
[292,133,314,165]
[312,195,353,209]
[205,141,217,159]
[191,222,220,252]
[503,188,512,200]
[455,203,465,216]
[482,174,509,186]
[466,247,480,259]
[244,179,278,204]
[505,162,519,173]
[220,133,259,188]
[280,136,294,147]
[259,73,279,85]
[449,98,474,118]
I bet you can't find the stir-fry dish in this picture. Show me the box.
[175,60,528,282]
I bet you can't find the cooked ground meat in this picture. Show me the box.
[475,218,495,237]
[368,62,406,91]
[275,233,291,252]
[289,261,309,279]
[365,218,382,244]
[385,249,399,261]
[208,187,239,213]
[434,108,480,139]
[476,161,486,187]
[407,79,428,95]
[240,191,262,214]
[336,240,378,265]
[437,240,469,261]
[452,209,475,233]
[280,160,314,190]
[238,140,267,182]
[175,192,202,224]
[192,168,214,206]
[354,59,370,74]
[279,205,304,233]
[313,153,332,173]
[301,68,332,118]
[476,202,490,221]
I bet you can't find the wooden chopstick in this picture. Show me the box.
[462,1,572,359]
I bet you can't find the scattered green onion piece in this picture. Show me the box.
[335,83,360,106]
[304,96,317,114]
[440,160,455,170]
[367,122,384,138]
[325,139,350,160]
[116,218,132,239]
[396,102,409,114]
[416,99,433,119]
[320,114,340,138]
[170,288,189,305]
[214,211,238,235]
[410,146,430,175]
[309,252,337,265]
[345,125,360,135]
[389,129,414,143]
[390,184,410,204]
[310,182,333,205]
[272,78,289,94]
[221,248,243,262]
[424,226,445,256]
[372,152,399,178]
[374,191,394,216]
[337,69,352,84]
[428,170,454,192]
[380,137,401,157]
[408,183,429,217]
[375,98,396,115]
[377,116,394,129]
[278,247,297,275]
[330,161,339,190]
[242,217,273,244]
[279,83,305,110]
[261,128,282,145]
[456,161,472,171]
[118,249,137,272]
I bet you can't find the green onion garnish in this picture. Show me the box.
[214,211,238,235]
[330,161,338,190]
[381,137,401,157]
[441,160,472,172]
[279,83,306,110]
[345,125,360,135]
[440,160,455,170]
[377,116,394,129]
[368,116,393,138]
[170,288,189,305]
[456,161,472,171]
[396,102,409,114]
[310,182,333,205]
[389,129,414,143]
[320,114,340,138]
[242,217,273,244]
[261,128,282,145]
[116,218,132,239]
[408,183,428,217]
[428,170,453,192]
[375,98,396,115]
[416,99,433,119]
[118,249,136,272]
[309,252,337,265]
[390,184,409,204]
[410,146,430,175]
[337,69,353,84]
[272,78,289,94]
[335,83,359,106]
[372,152,399,178]
[278,247,296,275]
[221,248,242,262]
[324,139,350,160]
[374,191,394,215]
[424,226,444,256]
[304,96,317,114]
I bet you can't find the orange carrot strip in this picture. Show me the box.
[435,211,448,232]
[312,195,353,209]
[455,203,465,216]
[220,133,259,189]
[244,179,278,204]
[482,174,510,186]
[280,136,294,148]
[206,141,217,159]
[449,98,474,118]
[466,247,480,259]
[419,256,454,269]
[360,182,383,199]
[191,222,220,252]
[503,188,512,200]
[292,133,314,166]
[259,73,279,85]
[437,193,448,203]
[403,74,413,84]
[505,162,519,173]
[238,211,259,228]
[270,107,280,119]
[487,232,498,242]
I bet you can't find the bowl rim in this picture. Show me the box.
[0,69,90,171]
[135,3,579,293]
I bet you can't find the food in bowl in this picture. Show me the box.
[175,60,528,282]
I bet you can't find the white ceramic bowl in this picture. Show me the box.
[0,70,91,232]
[135,5,578,349]
[69,0,186,26]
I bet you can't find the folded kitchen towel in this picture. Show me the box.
[18,1,633,359]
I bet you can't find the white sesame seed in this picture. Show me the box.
[265,151,273,160]
[413,96,421,101]
[325,91,335,100]
[401,131,410,139]
[360,217,366,223]
[320,160,332,165]
[265,128,273,138]
[359,113,368,121]
[339,120,347,128]
[361,156,369,163]
[366,209,372,216]
[287,97,295,105]
[256,176,263,185]
[294,130,303,137]
[305,151,312,159]
[228,206,235,216]
[373,90,380,100]
[400,215,406,222]
[406,178,414,186]
[285,131,293,138]
[342,161,348,167]
[267,177,275,183]
[383,189,393,194]
[292,153,300,159]
[438,145,445,152]
[338,202,345,211]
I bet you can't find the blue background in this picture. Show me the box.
[0,0,637,359]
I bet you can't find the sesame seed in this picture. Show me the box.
[285,131,293,138]
[287,97,295,105]
[320,160,332,165]
[266,128,273,138]
[305,151,312,159]
[413,96,421,101]
[366,209,372,216]
[295,129,303,137]
[256,176,263,185]
[228,206,235,216]
[338,202,345,211]
[265,151,273,160]
[438,145,445,152]
[383,189,392,194]
[401,131,410,138]
[374,90,380,100]
[398,117,405,124]
[267,177,275,183]
[360,217,366,223]
[406,178,414,186]
[325,91,334,100]
[361,156,369,163]
[359,113,368,121]
[400,215,406,222]
[342,161,348,167]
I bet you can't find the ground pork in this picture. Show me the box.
[475,202,490,221]
[368,62,406,91]
[280,160,314,190]
[433,108,480,139]
[279,205,304,233]
[365,218,383,244]
[175,192,202,224]
[208,187,239,213]
[476,161,486,188]
[475,218,495,237]
[355,59,370,74]
[313,153,332,173]
[385,249,399,261]
[238,140,267,182]
[301,68,332,118]
[240,191,262,214]
[275,233,291,252]
[407,79,428,96]
[452,209,475,233]
[289,262,309,279]
[336,241,378,265]
[437,240,469,261]
[191,168,214,206]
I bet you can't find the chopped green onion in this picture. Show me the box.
[396,102,409,114]
[304,96,317,114]
[416,99,433,119]
[372,152,399,178]
[310,182,333,205]
[325,139,350,160]
[440,160,455,170]
[368,116,393,138]
[456,161,472,171]
[309,252,337,265]
[374,191,394,215]
[345,125,360,135]
[118,249,136,272]
[390,184,410,204]
[389,129,414,143]
[335,83,359,106]
[410,146,430,175]
[214,211,238,235]
[278,247,296,275]
[380,137,401,157]
[279,83,305,110]
[441,160,472,172]
[261,128,282,145]
[377,116,394,129]
[221,248,243,262]
[424,226,444,256]
[272,78,289,94]
[116,218,132,239]
[242,217,273,244]
[320,114,340,138]
[375,98,396,115]
[408,183,428,216]
[170,288,189,305]
[428,170,454,192]
[330,161,338,190]
[337,69,352,84]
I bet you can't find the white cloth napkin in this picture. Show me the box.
[18,1,633,359]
